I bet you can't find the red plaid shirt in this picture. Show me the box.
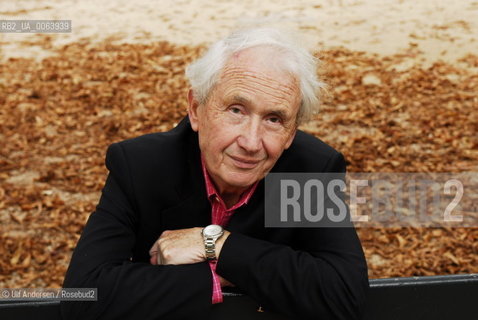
[201,156,258,304]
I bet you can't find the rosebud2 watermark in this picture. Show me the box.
[0,288,97,301]
[265,173,478,228]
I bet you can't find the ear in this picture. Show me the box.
[187,89,200,132]
[284,129,297,150]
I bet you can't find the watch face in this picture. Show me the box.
[204,224,223,237]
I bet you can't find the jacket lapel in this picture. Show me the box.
[160,122,212,230]
[226,181,266,238]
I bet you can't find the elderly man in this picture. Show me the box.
[61,28,368,319]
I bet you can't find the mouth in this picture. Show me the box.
[228,155,262,169]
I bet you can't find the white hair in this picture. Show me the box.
[185,28,325,124]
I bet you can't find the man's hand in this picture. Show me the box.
[149,227,204,265]
[149,228,231,266]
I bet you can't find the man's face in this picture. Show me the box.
[188,46,301,195]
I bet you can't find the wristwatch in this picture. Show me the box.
[202,224,224,260]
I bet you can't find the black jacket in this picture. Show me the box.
[61,116,368,320]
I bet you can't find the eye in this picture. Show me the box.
[228,105,243,114]
[266,115,282,124]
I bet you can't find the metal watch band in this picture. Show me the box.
[204,237,216,260]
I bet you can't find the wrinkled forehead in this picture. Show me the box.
[216,46,300,95]
[224,45,295,77]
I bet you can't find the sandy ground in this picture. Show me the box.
[1,0,478,65]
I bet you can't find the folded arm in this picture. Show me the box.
[215,152,369,320]
[61,143,213,320]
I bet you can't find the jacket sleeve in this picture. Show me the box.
[216,152,369,320]
[60,142,212,320]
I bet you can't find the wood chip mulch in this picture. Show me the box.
[0,36,477,288]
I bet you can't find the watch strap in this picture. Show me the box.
[204,237,217,260]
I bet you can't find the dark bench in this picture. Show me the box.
[1,274,477,319]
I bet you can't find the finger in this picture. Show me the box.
[149,241,158,255]
[150,253,158,265]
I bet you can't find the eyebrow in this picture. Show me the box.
[269,109,289,120]
[231,95,251,105]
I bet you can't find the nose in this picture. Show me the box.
[237,118,263,153]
